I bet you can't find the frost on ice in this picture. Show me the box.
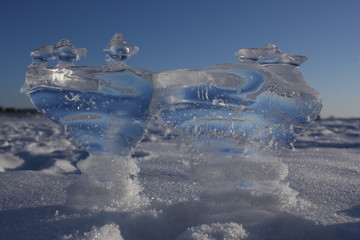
[21,33,322,213]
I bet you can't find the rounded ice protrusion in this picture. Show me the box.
[53,39,87,63]
[236,44,307,66]
[236,43,281,61]
[258,53,307,66]
[30,45,55,63]
[104,33,139,61]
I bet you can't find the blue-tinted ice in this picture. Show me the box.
[22,37,321,156]
[21,35,322,211]
[154,44,322,154]
[22,33,154,211]
[22,33,153,156]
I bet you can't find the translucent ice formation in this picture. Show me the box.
[21,33,153,211]
[154,44,322,155]
[22,33,153,156]
[21,34,322,211]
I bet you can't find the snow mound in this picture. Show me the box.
[177,222,250,240]
[62,224,123,240]
[66,153,150,212]
[41,159,78,174]
[0,153,24,172]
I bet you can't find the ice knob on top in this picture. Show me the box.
[29,39,86,66]
[30,45,56,63]
[236,43,281,61]
[53,39,87,63]
[103,33,139,61]
[236,44,307,66]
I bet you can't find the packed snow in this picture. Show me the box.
[0,115,359,240]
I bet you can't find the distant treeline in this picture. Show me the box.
[0,107,327,120]
[0,107,40,115]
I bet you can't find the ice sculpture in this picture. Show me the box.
[21,33,153,211]
[21,33,322,211]
[154,44,322,155]
[22,33,153,155]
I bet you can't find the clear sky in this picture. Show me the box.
[1,0,359,118]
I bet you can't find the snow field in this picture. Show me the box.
[0,116,359,239]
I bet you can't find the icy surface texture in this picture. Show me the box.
[154,44,322,155]
[22,33,153,156]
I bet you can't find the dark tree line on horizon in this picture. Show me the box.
[0,106,39,115]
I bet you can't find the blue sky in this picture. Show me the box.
[1,0,359,118]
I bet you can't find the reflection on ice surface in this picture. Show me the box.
[21,33,322,213]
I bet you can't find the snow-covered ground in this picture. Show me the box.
[0,115,359,240]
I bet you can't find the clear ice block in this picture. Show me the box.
[21,33,153,211]
[21,35,322,211]
[154,44,321,154]
[22,33,153,156]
